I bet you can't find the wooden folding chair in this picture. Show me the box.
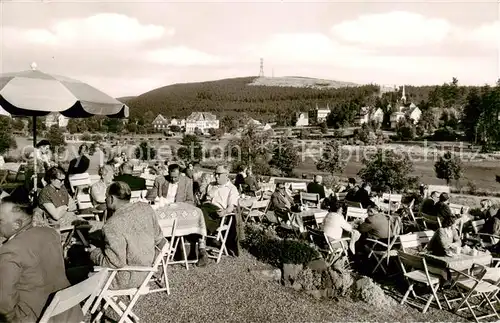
[241,199,270,223]
[91,240,171,323]
[397,252,443,313]
[415,213,442,231]
[291,182,307,193]
[381,193,403,214]
[300,192,320,208]
[336,191,347,202]
[345,200,362,208]
[366,220,400,274]
[39,268,110,323]
[140,173,156,190]
[313,211,328,229]
[345,207,368,222]
[206,214,233,264]
[75,193,101,221]
[68,173,91,195]
[399,230,434,253]
[445,264,500,322]
[159,218,178,294]
[130,190,147,203]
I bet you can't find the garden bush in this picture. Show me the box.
[242,225,319,268]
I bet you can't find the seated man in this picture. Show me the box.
[243,167,260,196]
[307,175,326,199]
[0,196,83,322]
[147,163,194,204]
[323,203,360,253]
[113,162,146,191]
[427,214,462,256]
[271,182,296,221]
[420,191,439,215]
[358,207,401,241]
[434,193,454,219]
[89,181,165,289]
[38,166,79,227]
[199,165,240,258]
[353,183,377,209]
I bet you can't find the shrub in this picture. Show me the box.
[242,225,319,268]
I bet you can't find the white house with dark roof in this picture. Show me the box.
[152,114,169,131]
[390,103,421,128]
[185,112,219,134]
[45,112,68,128]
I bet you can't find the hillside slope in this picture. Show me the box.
[125,76,380,123]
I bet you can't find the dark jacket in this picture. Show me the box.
[420,198,436,215]
[67,155,90,175]
[114,174,147,191]
[358,213,401,240]
[354,188,377,209]
[307,182,326,199]
[434,201,454,220]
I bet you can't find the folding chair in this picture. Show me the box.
[415,213,442,231]
[206,214,233,263]
[336,192,347,202]
[381,193,403,214]
[450,203,469,216]
[345,200,362,208]
[313,211,328,229]
[68,173,91,195]
[291,182,307,194]
[75,193,101,221]
[470,219,500,248]
[366,220,400,274]
[255,189,263,200]
[241,199,270,223]
[345,207,367,222]
[300,192,320,208]
[261,190,273,200]
[444,264,500,322]
[130,190,147,203]
[160,218,178,294]
[397,252,443,313]
[161,217,196,270]
[91,240,171,323]
[399,230,434,253]
[140,173,156,190]
[38,268,110,323]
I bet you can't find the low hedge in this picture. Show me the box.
[242,225,319,268]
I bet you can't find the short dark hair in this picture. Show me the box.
[78,144,89,155]
[430,191,439,198]
[45,166,65,181]
[348,178,356,185]
[168,164,180,173]
[1,196,34,216]
[439,193,449,202]
[107,181,131,201]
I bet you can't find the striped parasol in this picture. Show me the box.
[0,62,129,193]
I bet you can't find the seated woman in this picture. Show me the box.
[90,165,115,211]
[427,215,462,256]
[38,167,78,227]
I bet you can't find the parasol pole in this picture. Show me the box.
[32,116,37,194]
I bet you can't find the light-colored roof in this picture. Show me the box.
[186,112,217,122]
[152,114,168,124]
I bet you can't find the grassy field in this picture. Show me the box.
[12,136,500,194]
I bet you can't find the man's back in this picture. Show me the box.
[307,182,325,199]
[0,226,75,322]
[359,214,399,240]
[90,202,163,289]
[114,174,147,191]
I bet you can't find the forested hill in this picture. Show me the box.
[122,76,478,125]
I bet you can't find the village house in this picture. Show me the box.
[169,118,186,128]
[390,103,422,128]
[295,112,309,127]
[185,112,219,134]
[45,112,68,128]
[152,114,169,131]
[308,103,331,124]
[355,107,385,125]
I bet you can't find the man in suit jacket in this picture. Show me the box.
[113,162,146,191]
[0,196,83,323]
[147,164,194,204]
[307,175,326,199]
[89,181,165,289]
[358,208,401,240]
[354,183,377,209]
[271,182,295,220]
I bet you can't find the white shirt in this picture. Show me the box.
[206,182,239,210]
[323,212,352,240]
[165,182,178,204]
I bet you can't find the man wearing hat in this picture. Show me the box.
[199,165,240,264]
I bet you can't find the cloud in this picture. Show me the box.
[245,33,372,65]
[145,46,223,66]
[459,21,500,49]
[6,13,170,47]
[331,11,452,47]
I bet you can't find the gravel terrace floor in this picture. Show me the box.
[132,251,466,323]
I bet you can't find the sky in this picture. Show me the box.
[0,0,499,98]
